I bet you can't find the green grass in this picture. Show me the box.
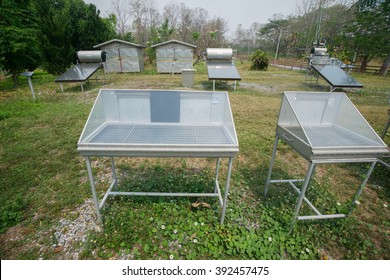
[0,62,389,260]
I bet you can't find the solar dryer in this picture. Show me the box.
[78,89,239,224]
[265,91,388,226]
[206,48,241,91]
[307,47,362,91]
[55,50,106,92]
[311,65,362,91]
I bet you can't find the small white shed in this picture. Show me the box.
[151,40,196,73]
[94,39,145,73]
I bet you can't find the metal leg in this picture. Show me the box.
[265,135,279,197]
[381,111,390,139]
[214,158,223,206]
[60,83,63,93]
[220,157,234,224]
[213,80,215,91]
[86,157,102,222]
[290,162,316,229]
[214,158,221,193]
[27,77,36,99]
[349,161,377,214]
[81,83,84,92]
[234,80,237,91]
[111,157,117,191]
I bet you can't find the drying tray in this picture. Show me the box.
[276,91,388,161]
[77,89,239,157]
[80,123,237,157]
[277,125,389,161]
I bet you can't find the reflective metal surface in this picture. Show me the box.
[277,91,387,160]
[206,61,241,81]
[312,65,363,88]
[55,63,102,82]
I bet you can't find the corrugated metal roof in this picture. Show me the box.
[94,39,145,49]
[151,39,196,49]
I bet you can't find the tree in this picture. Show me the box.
[111,0,133,38]
[0,0,41,84]
[34,0,75,75]
[259,14,289,63]
[34,0,116,75]
[342,0,390,74]
[354,0,384,10]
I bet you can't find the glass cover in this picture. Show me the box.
[278,92,385,148]
[79,89,238,146]
[55,63,101,82]
[312,65,362,88]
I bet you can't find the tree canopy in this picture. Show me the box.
[0,0,41,83]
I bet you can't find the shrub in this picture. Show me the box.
[250,50,269,70]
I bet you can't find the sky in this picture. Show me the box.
[84,0,298,34]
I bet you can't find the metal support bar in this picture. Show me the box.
[297,214,346,221]
[234,80,237,91]
[214,158,220,192]
[107,191,220,197]
[86,156,234,224]
[270,179,305,183]
[99,179,117,209]
[60,83,64,93]
[265,135,279,196]
[86,157,102,222]
[381,111,390,139]
[289,181,322,216]
[377,158,390,169]
[220,157,234,224]
[27,77,36,99]
[213,80,215,91]
[291,162,316,228]
[214,158,223,206]
[349,161,377,214]
[111,157,117,191]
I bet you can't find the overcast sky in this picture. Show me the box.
[85,0,298,34]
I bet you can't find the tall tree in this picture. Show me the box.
[34,0,74,75]
[111,0,133,38]
[341,0,389,73]
[259,14,289,62]
[0,0,41,84]
[34,0,116,75]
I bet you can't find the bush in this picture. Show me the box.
[250,50,269,70]
[0,194,26,233]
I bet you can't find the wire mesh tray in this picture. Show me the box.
[89,123,233,145]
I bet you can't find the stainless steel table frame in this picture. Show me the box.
[265,134,378,228]
[264,91,388,229]
[84,156,234,224]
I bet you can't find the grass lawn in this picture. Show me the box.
[0,62,389,260]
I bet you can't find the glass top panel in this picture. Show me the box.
[79,89,238,146]
[312,65,362,87]
[55,63,101,82]
[278,92,385,148]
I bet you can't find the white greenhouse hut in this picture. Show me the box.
[151,40,196,74]
[94,39,145,73]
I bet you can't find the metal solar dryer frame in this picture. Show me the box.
[264,134,378,228]
[85,156,234,225]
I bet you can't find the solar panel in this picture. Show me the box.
[55,63,102,83]
[206,61,241,81]
[312,65,362,89]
